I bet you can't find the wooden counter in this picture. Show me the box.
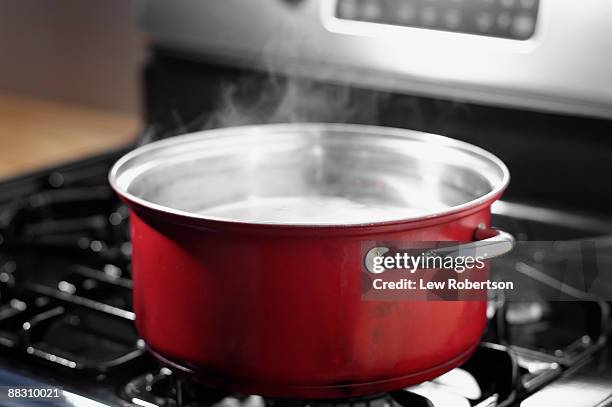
[0,93,138,180]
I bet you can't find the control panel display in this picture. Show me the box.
[336,0,539,40]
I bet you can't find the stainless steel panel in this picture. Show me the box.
[133,0,612,119]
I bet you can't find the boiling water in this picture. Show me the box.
[202,196,444,224]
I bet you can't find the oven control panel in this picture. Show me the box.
[135,0,612,120]
[335,0,539,40]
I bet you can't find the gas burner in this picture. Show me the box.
[393,343,518,407]
[122,369,397,407]
[121,344,518,407]
[123,368,238,407]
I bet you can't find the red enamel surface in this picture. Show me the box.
[123,196,499,398]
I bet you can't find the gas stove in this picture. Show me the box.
[3,0,612,401]
[0,143,610,406]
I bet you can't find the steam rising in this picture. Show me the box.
[195,8,391,129]
[205,74,383,129]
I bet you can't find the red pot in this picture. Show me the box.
[109,124,512,398]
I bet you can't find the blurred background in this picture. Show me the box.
[0,0,142,178]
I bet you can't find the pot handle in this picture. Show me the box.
[425,225,515,260]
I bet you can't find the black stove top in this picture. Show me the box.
[0,147,610,407]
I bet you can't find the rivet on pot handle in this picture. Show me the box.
[425,224,515,260]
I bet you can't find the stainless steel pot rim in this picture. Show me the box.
[108,123,510,228]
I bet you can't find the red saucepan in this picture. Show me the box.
[109,123,513,398]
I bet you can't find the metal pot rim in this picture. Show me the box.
[109,123,510,228]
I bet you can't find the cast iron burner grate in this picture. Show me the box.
[122,343,517,407]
